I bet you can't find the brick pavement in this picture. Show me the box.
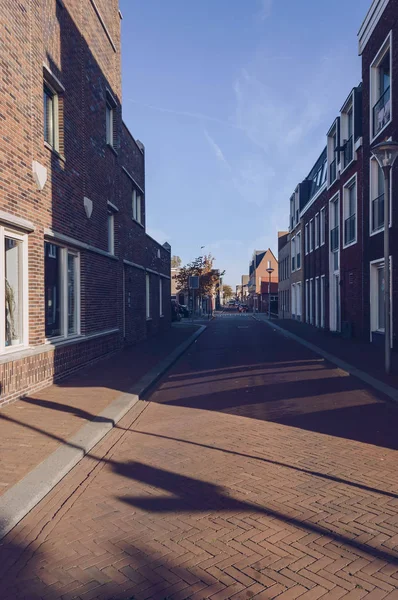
[2,315,398,599]
[0,324,198,496]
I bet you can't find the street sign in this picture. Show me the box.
[189,276,199,289]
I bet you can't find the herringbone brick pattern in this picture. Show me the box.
[1,317,398,599]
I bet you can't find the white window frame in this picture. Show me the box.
[305,280,309,323]
[159,277,163,317]
[291,283,296,317]
[291,237,296,272]
[342,174,357,249]
[309,278,314,325]
[44,243,81,342]
[315,213,320,249]
[320,207,326,246]
[370,32,392,143]
[146,273,151,319]
[327,120,339,188]
[0,227,29,353]
[305,223,309,255]
[309,219,314,252]
[43,81,59,152]
[329,192,340,273]
[296,282,302,319]
[315,276,320,327]
[340,93,355,174]
[132,188,142,225]
[369,257,392,344]
[369,157,392,235]
[107,212,114,255]
[320,275,326,328]
[296,232,301,270]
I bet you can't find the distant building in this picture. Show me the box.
[248,249,278,312]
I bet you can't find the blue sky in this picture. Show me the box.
[120,0,371,288]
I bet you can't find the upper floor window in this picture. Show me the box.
[320,207,326,246]
[305,223,309,255]
[343,177,357,247]
[330,196,340,261]
[296,232,301,269]
[146,273,151,319]
[315,213,320,249]
[328,124,339,185]
[342,103,354,169]
[43,66,64,154]
[107,212,114,254]
[370,158,391,233]
[291,237,296,271]
[106,90,117,147]
[132,188,142,224]
[371,34,391,139]
[309,219,314,252]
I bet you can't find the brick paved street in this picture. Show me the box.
[2,314,398,599]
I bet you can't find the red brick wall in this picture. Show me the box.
[0,0,170,406]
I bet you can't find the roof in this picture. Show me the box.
[358,0,389,55]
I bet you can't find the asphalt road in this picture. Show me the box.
[2,313,398,600]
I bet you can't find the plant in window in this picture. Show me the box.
[5,279,18,345]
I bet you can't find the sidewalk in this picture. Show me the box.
[255,313,398,392]
[0,324,201,500]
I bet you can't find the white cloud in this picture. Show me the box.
[204,130,232,171]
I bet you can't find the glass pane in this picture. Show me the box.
[5,237,23,346]
[378,267,385,330]
[43,86,54,146]
[45,242,61,337]
[106,105,112,144]
[68,253,77,335]
[380,52,390,94]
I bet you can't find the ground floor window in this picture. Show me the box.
[45,242,80,339]
[146,273,151,318]
[296,282,302,319]
[291,284,296,317]
[321,275,326,328]
[2,228,27,351]
[370,259,391,336]
[315,277,320,327]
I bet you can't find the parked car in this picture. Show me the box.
[171,299,181,321]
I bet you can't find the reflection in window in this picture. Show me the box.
[5,237,23,346]
[45,242,61,338]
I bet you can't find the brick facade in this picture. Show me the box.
[278,232,291,319]
[0,0,171,406]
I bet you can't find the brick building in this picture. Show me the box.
[278,232,290,319]
[0,0,171,405]
[301,149,329,329]
[359,0,398,347]
[247,249,278,312]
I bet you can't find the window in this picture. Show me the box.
[309,219,314,252]
[43,67,64,153]
[370,158,391,233]
[132,189,142,224]
[321,275,326,328]
[296,282,302,319]
[43,84,56,147]
[45,242,79,339]
[291,237,295,271]
[305,280,309,323]
[343,177,357,246]
[291,284,296,317]
[328,125,339,185]
[370,259,391,336]
[296,232,301,269]
[309,279,314,325]
[342,104,354,169]
[371,35,391,139]
[107,212,114,254]
[315,277,320,327]
[146,273,150,318]
[106,90,117,147]
[159,278,163,316]
[330,196,339,257]
[305,223,309,254]
[315,213,320,248]
[1,229,27,351]
[320,208,326,246]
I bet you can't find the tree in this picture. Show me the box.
[222,285,233,300]
[171,255,182,268]
[174,254,224,297]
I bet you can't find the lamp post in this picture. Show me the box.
[371,140,398,374]
[266,261,274,321]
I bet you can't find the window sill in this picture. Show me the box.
[131,217,145,229]
[44,141,66,162]
[340,157,355,176]
[370,224,391,237]
[107,143,118,156]
[343,239,357,249]
[146,317,152,322]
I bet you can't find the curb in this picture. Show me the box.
[0,325,207,540]
[253,316,398,404]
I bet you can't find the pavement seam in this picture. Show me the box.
[0,324,207,540]
[253,317,398,404]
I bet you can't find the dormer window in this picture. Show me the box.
[341,94,354,171]
[371,34,391,139]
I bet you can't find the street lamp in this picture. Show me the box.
[266,261,274,321]
[371,140,398,374]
